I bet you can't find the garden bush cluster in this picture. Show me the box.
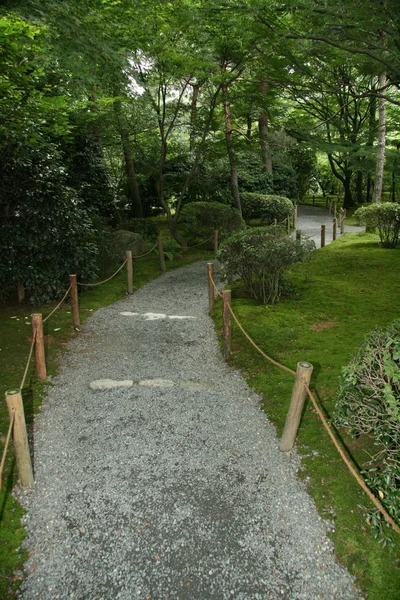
[179,201,244,240]
[240,192,294,225]
[354,203,400,248]
[335,320,400,533]
[217,226,314,304]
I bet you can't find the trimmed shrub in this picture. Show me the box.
[179,201,244,240]
[240,192,294,225]
[217,226,314,304]
[354,203,400,248]
[334,320,400,535]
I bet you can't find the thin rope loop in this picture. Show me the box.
[187,234,214,249]
[210,270,400,533]
[0,409,15,491]
[131,240,159,259]
[78,259,128,287]
[20,331,36,391]
[43,285,72,323]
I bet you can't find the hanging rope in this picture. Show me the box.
[43,285,72,323]
[209,271,400,534]
[20,331,36,391]
[78,259,127,287]
[0,409,15,492]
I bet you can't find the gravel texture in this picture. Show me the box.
[18,257,363,600]
[295,205,363,248]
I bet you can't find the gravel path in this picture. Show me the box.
[18,254,363,599]
[296,205,363,248]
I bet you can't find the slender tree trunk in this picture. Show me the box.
[373,73,387,202]
[222,84,241,213]
[121,130,143,217]
[246,113,252,143]
[356,171,363,205]
[113,92,143,217]
[258,82,273,174]
[190,84,200,153]
[366,91,376,203]
[343,172,354,209]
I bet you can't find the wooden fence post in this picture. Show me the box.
[287,216,290,234]
[31,313,46,381]
[158,236,166,273]
[321,224,326,248]
[214,230,219,254]
[126,250,133,294]
[17,284,25,303]
[333,218,337,241]
[5,390,34,488]
[339,208,345,234]
[69,274,80,327]
[296,230,301,242]
[222,290,232,359]
[207,263,215,312]
[279,362,314,452]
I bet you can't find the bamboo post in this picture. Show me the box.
[214,230,219,254]
[31,313,46,381]
[321,224,326,248]
[207,263,215,312]
[222,290,232,359]
[5,390,34,488]
[333,202,337,219]
[69,274,80,327]
[296,230,301,242]
[279,362,314,452]
[333,218,337,241]
[158,236,166,273]
[126,250,133,294]
[339,208,345,234]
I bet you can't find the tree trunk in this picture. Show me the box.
[373,73,387,202]
[343,172,354,209]
[258,82,273,174]
[246,113,252,143]
[121,130,143,218]
[222,84,241,213]
[366,90,376,203]
[190,83,200,153]
[113,92,143,217]
[356,171,363,205]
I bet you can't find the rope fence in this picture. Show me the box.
[1,233,179,491]
[207,264,400,535]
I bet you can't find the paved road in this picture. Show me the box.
[295,205,363,248]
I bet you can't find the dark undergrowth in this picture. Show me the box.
[0,246,213,599]
[212,232,400,600]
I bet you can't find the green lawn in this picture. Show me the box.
[0,246,213,599]
[212,232,400,600]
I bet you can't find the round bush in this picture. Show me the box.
[335,320,400,531]
[179,201,244,240]
[354,203,400,248]
[217,226,314,304]
[240,192,294,225]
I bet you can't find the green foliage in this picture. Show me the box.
[354,203,400,248]
[237,152,274,194]
[162,238,183,261]
[272,164,299,200]
[240,192,294,225]
[335,320,400,535]
[179,201,244,240]
[217,226,314,304]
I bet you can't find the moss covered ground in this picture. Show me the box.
[0,247,213,599]
[212,231,400,599]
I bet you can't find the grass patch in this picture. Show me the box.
[212,232,400,599]
[0,246,213,598]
